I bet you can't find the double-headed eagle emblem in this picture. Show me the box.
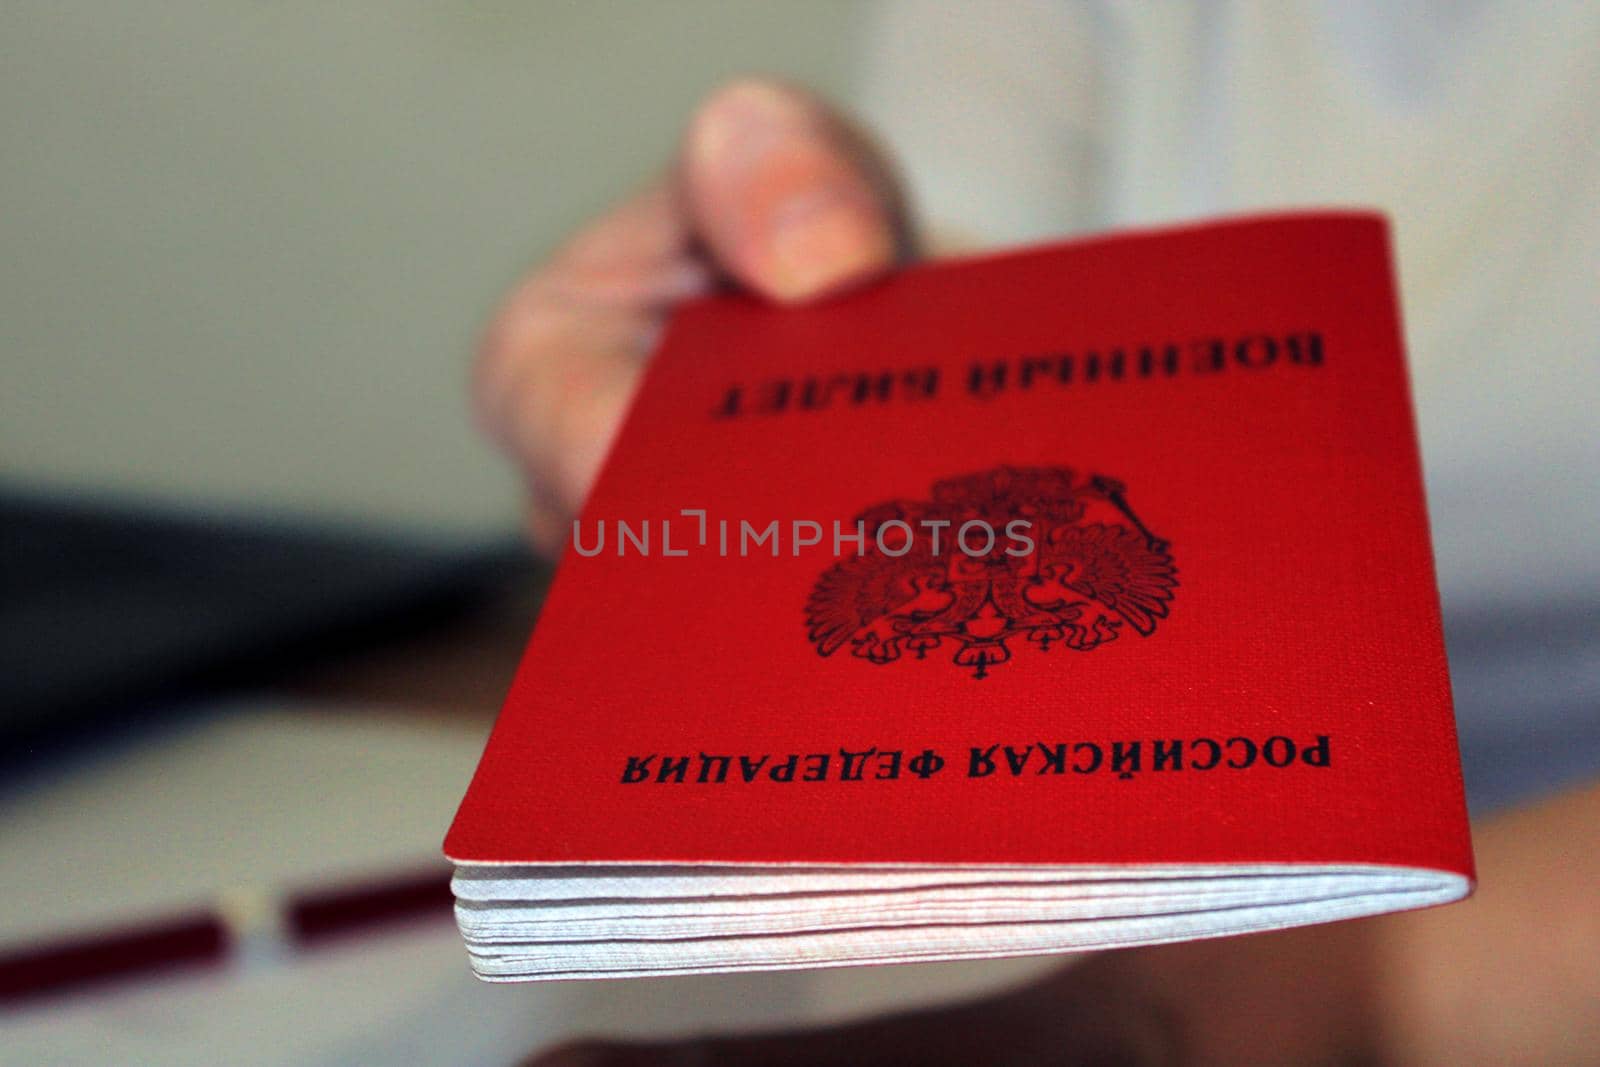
[806,466,1177,678]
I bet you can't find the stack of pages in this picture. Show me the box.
[446,213,1474,981]
[453,864,1465,981]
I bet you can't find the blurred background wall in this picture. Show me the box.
[0,1,863,534]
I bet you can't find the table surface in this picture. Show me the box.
[2,572,1055,1065]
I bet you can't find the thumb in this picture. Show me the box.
[679,79,912,304]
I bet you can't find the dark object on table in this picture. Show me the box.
[0,484,534,765]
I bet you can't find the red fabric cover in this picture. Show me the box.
[446,212,1472,883]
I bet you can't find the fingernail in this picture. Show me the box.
[688,81,806,172]
[766,188,895,302]
[686,82,896,301]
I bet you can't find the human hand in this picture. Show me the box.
[474,79,913,554]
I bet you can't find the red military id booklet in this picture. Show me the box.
[445,212,1473,981]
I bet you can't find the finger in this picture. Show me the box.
[680,78,913,304]
[474,182,708,516]
[525,962,1177,1067]
[521,482,571,559]
[476,79,914,538]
